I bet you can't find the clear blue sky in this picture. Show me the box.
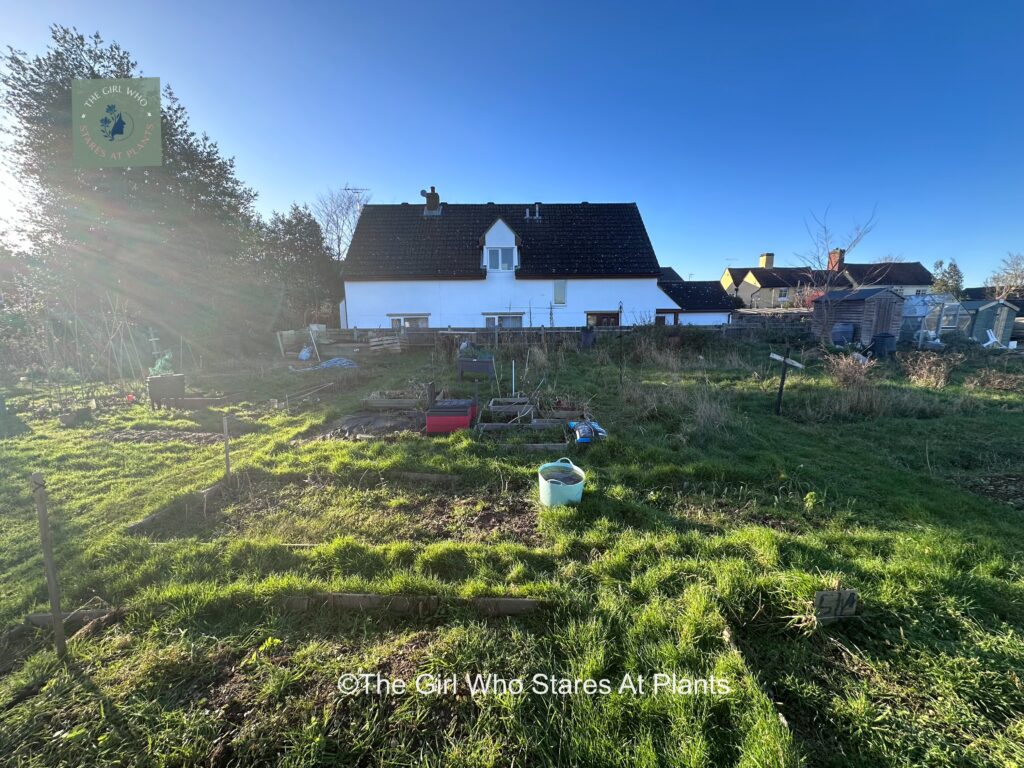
[4,1,1023,284]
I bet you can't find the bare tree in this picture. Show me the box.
[312,185,370,261]
[796,206,879,344]
[985,252,1024,299]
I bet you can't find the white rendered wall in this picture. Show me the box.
[343,275,668,328]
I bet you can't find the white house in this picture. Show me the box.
[340,188,672,329]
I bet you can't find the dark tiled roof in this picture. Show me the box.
[660,266,683,282]
[724,268,748,286]
[658,280,734,312]
[747,267,850,289]
[815,287,904,302]
[343,202,660,280]
[843,261,933,285]
[962,287,992,301]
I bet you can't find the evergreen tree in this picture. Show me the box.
[931,259,964,297]
[0,26,271,361]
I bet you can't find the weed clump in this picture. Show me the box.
[965,368,1024,394]
[898,350,965,389]
[795,386,948,422]
[824,353,877,388]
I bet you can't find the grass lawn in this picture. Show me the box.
[1,332,1022,767]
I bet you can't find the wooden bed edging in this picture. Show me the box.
[280,593,543,617]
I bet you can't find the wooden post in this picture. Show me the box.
[222,416,231,482]
[774,345,791,416]
[30,473,66,659]
[276,330,286,358]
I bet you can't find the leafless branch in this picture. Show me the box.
[312,184,370,261]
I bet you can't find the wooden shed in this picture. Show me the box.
[963,298,1019,347]
[812,288,904,344]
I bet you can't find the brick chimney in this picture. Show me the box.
[420,185,440,214]
[759,252,774,268]
[828,248,846,271]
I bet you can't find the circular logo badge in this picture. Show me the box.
[98,104,135,143]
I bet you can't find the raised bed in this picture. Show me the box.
[476,419,563,433]
[157,395,232,410]
[457,358,496,380]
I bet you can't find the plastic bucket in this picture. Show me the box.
[538,457,585,507]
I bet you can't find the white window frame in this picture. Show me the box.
[484,247,516,272]
[891,286,905,295]
[387,314,429,329]
[777,287,789,300]
[553,279,567,306]
[483,313,524,329]
[914,288,928,296]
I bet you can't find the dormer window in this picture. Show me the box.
[486,247,515,271]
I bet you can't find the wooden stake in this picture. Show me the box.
[774,345,791,416]
[222,416,231,482]
[30,473,66,659]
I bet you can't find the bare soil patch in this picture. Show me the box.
[419,494,540,545]
[314,410,425,440]
[963,474,1024,510]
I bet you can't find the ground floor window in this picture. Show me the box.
[388,314,429,329]
[484,313,523,329]
[586,311,620,327]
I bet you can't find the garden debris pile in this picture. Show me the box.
[317,411,424,440]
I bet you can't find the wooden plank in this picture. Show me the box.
[470,597,542,616]
[391,471,458,486]
[476,420,563,432]
[25,609,112,629]
[280,592,542,617]
[496,442,570,452]
[369,336,402,354]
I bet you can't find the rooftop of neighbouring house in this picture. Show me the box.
[745,267,852,289]
[343,190,661,281]
[657,279,735,312]
[842,261,934,285]
[727,259,933,288]
[814,287,906,302]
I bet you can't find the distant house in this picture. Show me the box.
[812,288,904,344]
[721,250,933,309]
[656,270,733,325]
[341,187,669,329]
[719,253,841,308]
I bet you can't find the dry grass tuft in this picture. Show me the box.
[898,351,965,389]
[964,368,1024,395]
[824,353,877,388]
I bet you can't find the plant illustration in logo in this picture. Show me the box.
[98,103,132,142]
